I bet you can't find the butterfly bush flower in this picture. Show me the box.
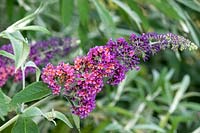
[41,32,198,118]
[0,37,77,87]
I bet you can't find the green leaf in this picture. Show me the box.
[0,90,11,121]
[5,31,24,68]
[77,0,89,25]
[72,114,80,132]
[185,13,199,45]
[22,107,44,117]
[183,92,200,99]
[146,0,181,20]
[105,121,123,131]
[169,75,190,114]
[78,23,88,51]
[0,50,15,60]
[15,25,50,35]
[12,116,39,133]
[5,31,30,70]
[168,0,187,20]
[104,106,133,117]
[165,69,175,81]
[54,111,73,128]
[176,0,200,13]
[133,124,166,133]
[181,102,200,111]
[115,28,138,36]
[169,0,199,45]
[126,0,149,31]
[60,0,73,26]
[112,0,142,31]
[92,0,115,38]
[10,82,51,107]
[8,3,44,31]
[24,61,41,82]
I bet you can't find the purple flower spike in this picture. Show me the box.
[42,32,197,118]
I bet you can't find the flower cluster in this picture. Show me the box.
[0,37,77,87]
[41,32,197,118]
[129,33,197,60]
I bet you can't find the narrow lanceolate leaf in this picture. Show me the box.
[105,121,123,131]
[24,61,41,82]
[133,124,165,133]
[10,82,51,107]
[146,0,181,20]
[20,41,30,69]
[185,14,199,46]
[104,106,133,117]
[112,0,142,31]
[72,114,80,132]
[12,116,39,133]
[0,89,11,121]
[92,0,115,38]
[77,0,89,25]
[5,31,30,71]
[78,23,88,50]
[60,0,74,26]
[0,50,15,60]
[7,3,44,31]
[15,25,50,35]
[54,111,73,128]
[181,102,200,111]
[176,0,200,13]
[126,0,149,31]
[169,75,190,114]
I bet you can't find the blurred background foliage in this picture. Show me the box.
[0,0,200,132]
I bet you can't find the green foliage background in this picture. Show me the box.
[0,0,200,132]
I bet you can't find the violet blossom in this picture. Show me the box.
[41,32,198,118]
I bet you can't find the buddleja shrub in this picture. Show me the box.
[0,5,198,133]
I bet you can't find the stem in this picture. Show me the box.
[29,95,53,108]
[0,115,18,131]
[0,95,52,131]
[22,66,25,90]
[21,66,26,112]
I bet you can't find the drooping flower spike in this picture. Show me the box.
[0,37,77,87]
[42,32,197,118]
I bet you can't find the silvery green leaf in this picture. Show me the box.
[54,111,73,128]
[5,31,30,71]
[15,25,50,35]
[0,50,15,60]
